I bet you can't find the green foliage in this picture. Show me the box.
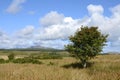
[8,53,15,60]
[42,52,63,59]
[0,58,6,63]
[27,52,63,59]
[48,62,55,66]
[0,58,9,64]
[12,58,42,64]
[0,55,42,64]
[65,26,108,68]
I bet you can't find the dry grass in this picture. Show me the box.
[0,55,120,80]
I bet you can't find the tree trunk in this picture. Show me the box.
[83,62,87,68]
[81,60,87,68]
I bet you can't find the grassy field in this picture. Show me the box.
[0,51,120,80]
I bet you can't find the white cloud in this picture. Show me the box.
[64,17,74,23]
[38,11,88,40]
[2,25,35,48]
[12,39,34,48]
[40,11,64,27]
[0,28,35,49]
[87,4,104,14]
[1,4,120,52]
[38,19,80,40]
[86,4,120,52]
[33,40,69,49]
[110,4,120,15]
[6,0,26,14]
[16,25,34,39]
[80,4,120,42]
[0,31,12,48]
[36,4,120,52]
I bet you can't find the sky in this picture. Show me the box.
[0,0,120,52]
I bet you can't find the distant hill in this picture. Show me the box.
[103,52,120,55]
[0,45,64,52]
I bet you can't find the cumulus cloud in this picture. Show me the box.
[38,11,88,40]
[0,30,11,48]
[34,40,69,49]
[87,4,104,14]
[40,11,64,27]
[11,39,34,48]
[0,26,35,49]
[36,4,120,51]
[110,4,120,14]
[87,4,120,42]
[6,0,26,14]
[1,4,120,52]
[16,25,34,39]
[86,4,120,51]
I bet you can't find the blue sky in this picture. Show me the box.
[0,0,120,52]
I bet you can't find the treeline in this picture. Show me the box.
[0,48,65,52]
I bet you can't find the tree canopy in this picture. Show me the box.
[65,26,108,68]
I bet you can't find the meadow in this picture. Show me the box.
[0,50,120,80]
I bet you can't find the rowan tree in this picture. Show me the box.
[65,26,108,68]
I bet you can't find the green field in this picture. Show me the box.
[0,50,120,80]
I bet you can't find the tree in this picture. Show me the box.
[8,53,15,61]
[65,26,108,68]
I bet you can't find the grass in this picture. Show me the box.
[0,54,120,80]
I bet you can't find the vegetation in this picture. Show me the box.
[35,52,63,59]
[12,58,42,64]
[0,53,42,64]
[0,51,63,64]
[0,54,120,80]
[0,58,9,63]
[8,53,15,60]
[65,26,108,68]
[0,48,120,80]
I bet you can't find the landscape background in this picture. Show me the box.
[0,0,120,80]
[0,0,120,53]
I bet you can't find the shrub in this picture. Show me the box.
[0,58,9,64]
[0,58,5,63]
[31,59,42,64]
[8,53,15,60]
[25,53,63,60]
[39,53,63,59]
[12,58,42,64]
[48,62,55,66]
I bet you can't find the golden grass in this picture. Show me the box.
[0,55,8,60]
[0,55,120,80]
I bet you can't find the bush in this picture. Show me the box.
[0,58,5,63]
[48,62,55,66]
[8,53,15,60]
[39,52,63,59]
[25,52,63,60]
[31,59,42,64]
[0,58,9,64]
[12,58,42,64]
